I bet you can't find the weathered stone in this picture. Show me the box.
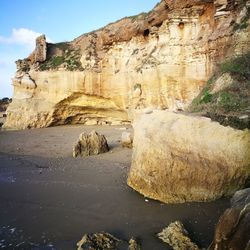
[34,34,47,63]
[77,232,120,250]
[128,237,141,250]
[127,111,250,203]
[121,132,133,148]
[4,0,250,129]
[73,130,109,157]
[158,221,200,250]
[209,188,250,250]
[76,232,141,250]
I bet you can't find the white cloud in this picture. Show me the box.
[0,28,52,50]
[0,28,53,98]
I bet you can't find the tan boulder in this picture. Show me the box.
[127,111,250,203]
[73,131,109,157]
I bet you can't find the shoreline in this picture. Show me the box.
[0,125,230,249]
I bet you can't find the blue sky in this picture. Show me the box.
[0,0,159,98]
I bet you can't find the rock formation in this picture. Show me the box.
[73,130,109,157]
[4,0,250,129]
[158,221,200,250]
[127,110,250,203]
[209,188,250,250]
[121,131,133,148]
[0,98,11,112]
[76,232,141,250]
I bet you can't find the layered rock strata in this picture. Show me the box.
[127,111,250,203]
[4,0,250,129]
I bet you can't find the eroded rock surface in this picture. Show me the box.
[4,0,250,129]
[158,221,200,250]
[76,232,140,250]
[121,132,133,148]
[73,131,109,157]
[209,188,250,250]
[127,111,250,203]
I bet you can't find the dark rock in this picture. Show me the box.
[209,188,250,250]
[73,131,109,157]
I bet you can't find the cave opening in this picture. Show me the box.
[143,29,150,37]
[178,22,185,29]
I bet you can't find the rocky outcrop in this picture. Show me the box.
[0,98,11,112]
[158,221,200,250]
[209,188,250,250]
[73,130,109,157]
[127,110,250,203]
[34,35,47,63]
[4,0,250,129]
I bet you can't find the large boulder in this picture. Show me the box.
[73,131,109,157]
[127,111,250,203]
[209,188,250,250]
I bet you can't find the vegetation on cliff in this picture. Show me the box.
[189,53,250,129]
[39,43,83,71]
[0,97,12,112]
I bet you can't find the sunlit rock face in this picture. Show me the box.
[127,111,250,203]
[4,0,250,129]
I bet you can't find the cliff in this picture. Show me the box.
[4,0,250,129]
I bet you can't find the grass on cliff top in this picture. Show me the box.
[39,45,83,71]
[189,53,250,129]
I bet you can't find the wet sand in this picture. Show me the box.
[0,125,229,249]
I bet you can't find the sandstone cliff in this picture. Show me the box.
[4,0,250,129]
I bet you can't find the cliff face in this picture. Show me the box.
[4,0,250,129]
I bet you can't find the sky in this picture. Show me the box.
[0,0,160,98]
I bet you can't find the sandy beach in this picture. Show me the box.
[0,125,229,249]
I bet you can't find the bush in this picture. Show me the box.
[201,90,213,104]
[220,53,250,79]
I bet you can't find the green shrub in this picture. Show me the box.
[217,92,241,112]
[220,53,250,79]
[51,56,64,67]
[201,90,213,104]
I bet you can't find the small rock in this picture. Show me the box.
[128,237,141,250]
[73,130,109,157]
[239,115,248,120]
[158,221,200,250]
[77,232,120,250]
[121,132,133,148]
